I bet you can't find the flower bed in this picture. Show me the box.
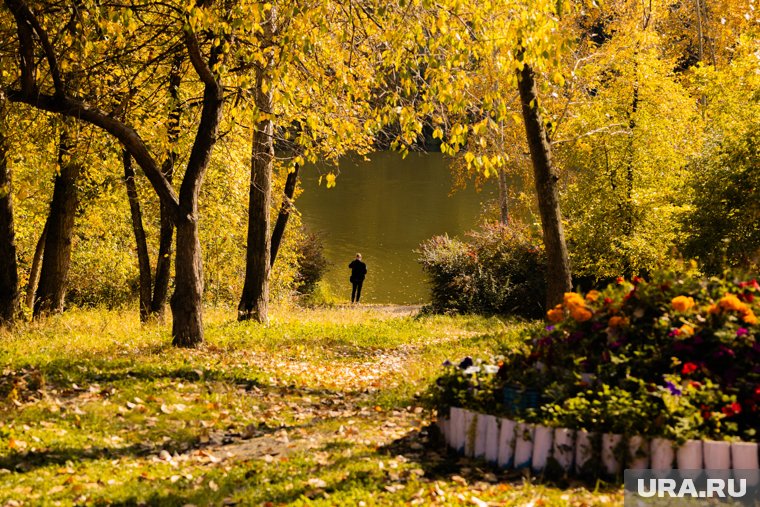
[431,271,760,476]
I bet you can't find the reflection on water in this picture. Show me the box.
[297,152,496,304]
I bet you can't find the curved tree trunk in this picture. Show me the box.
[25,220,47,310]
[0,129,19,325]
[270,163,299,267]
[34,129,80,317]
[123,150,153,321]
[170,82,224,347]
[238,65,274,323]
[151,56,182,319]
[517,59,572,308]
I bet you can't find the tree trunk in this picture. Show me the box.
[0,130,19,325]
[170,80,224,347]
[170,215,204,346]
[123,150,153,321]
[238,64,274,323]
[151,56,182,319]
[25,220,47,310]
[623,51,639,240]
[34,129,80,317]
[496,166,509,225]
[517,60,572,308]
[270,163,299,266]
[151,171,174,319]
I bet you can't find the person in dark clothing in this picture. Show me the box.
[349,253,367,303]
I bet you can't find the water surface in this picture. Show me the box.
[297,152,496,303]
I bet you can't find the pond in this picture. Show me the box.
[297,152,497,304]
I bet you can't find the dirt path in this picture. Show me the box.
[332,304,424,316]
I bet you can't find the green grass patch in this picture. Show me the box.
[0,306,622,505]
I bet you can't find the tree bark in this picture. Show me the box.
[170,81,224,347]
[270,163,299,266]
[623,51,639,239]
[25,220,47,310]
[0,129,19,325]
[34,129,80,317]
[517,59,572,308]
[497,166,509,225]
[123,150,153,321]
[238,64,274,323]
[151,56,182,319]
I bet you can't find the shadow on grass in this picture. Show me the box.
[0,442,154,472]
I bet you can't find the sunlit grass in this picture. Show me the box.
[0,306,622,505]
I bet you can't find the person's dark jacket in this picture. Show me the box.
[349,260,367,283]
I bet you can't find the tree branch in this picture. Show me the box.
[184,28,219,91]
[5,0,64,94]
[6,90,180,214]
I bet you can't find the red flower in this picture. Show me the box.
[603,297,613,305]
[722,402,742,417]
[682,362,698,375]
[616,277,625,284]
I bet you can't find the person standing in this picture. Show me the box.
[349,254,367,303]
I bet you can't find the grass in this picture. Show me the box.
[0,306,622,506]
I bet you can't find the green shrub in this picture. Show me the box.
[417,222,546,318]
[682,128,760,274]
[295,228,328,295]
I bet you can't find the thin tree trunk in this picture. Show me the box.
[238,65,274,323]
[496,166,509,225]
[151,56,182,319]
[619,49,640,269]
[34,129,80,317]
[170,82,224,347]
[694,0,704,63]
[517,59,572,308]
[0,129,19,325]
[270,163,299,266]
[25,220,47,309]
[123,150,153,322]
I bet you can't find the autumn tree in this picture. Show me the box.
[0,99,18,324]
[374,0,574,306]
[1,0,234,345]
[237,0,386,322]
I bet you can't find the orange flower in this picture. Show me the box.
[563,292,585,309]
[718,294,748,313]
[547,307,564,323]
[608,316,628,328]
[706,304,720,315]
[585,290,601,302]
[743,310,758,325]
[671,296,695,312]
[570,307,593,322]
[679,324,695,337]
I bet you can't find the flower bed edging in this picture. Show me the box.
[437,408,760,479]
[532,425,553,472]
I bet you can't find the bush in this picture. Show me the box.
[417,222,546,318]
[295,228,328,295]
[431,270,760,442]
